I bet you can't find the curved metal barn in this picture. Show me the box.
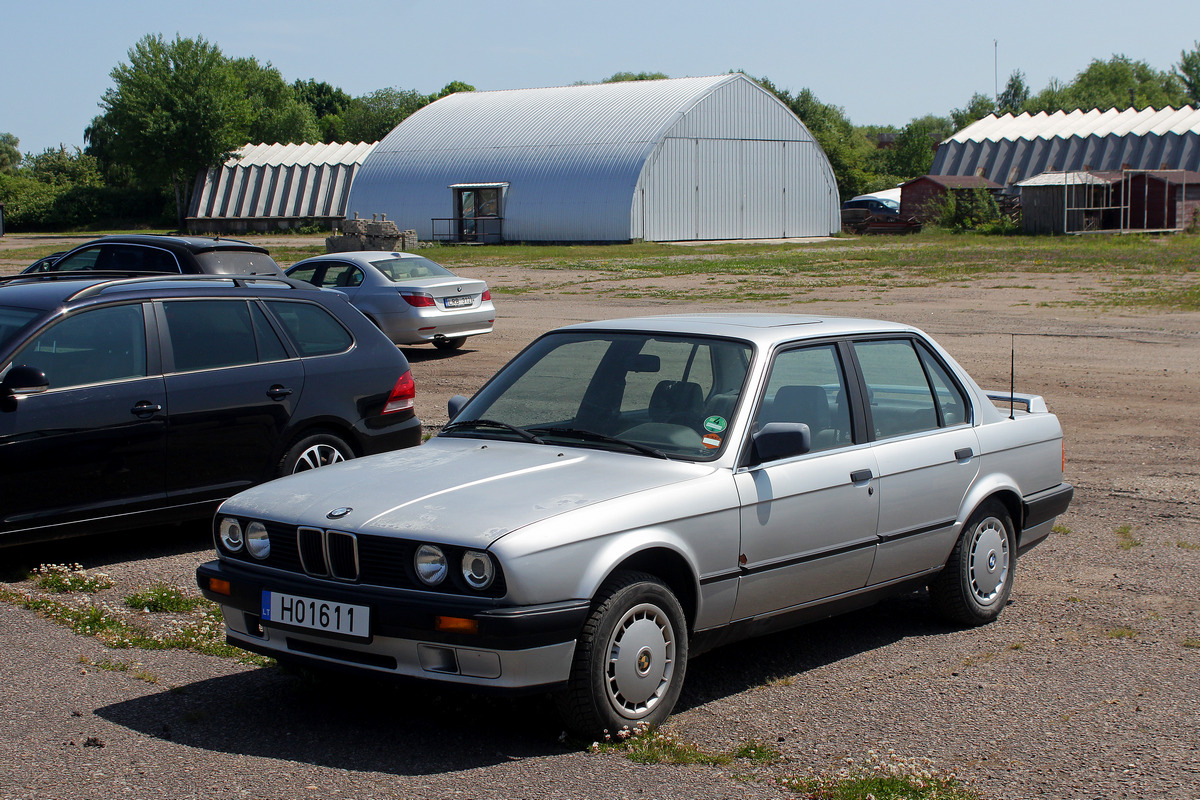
[346,74,840,243]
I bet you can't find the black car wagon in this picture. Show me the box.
[0,274,421,546]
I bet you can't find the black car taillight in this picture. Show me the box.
[383,369,415,414]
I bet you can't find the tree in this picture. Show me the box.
[231,57,320,145]
[1176,41,1200,105]
[603,71,669,82]
[0,132,20,174]
[97,33,252,228]
[886,117,943,179]
[25,147,103,187]
[997,70,1030,116]
[1027,54,1187,112]
[951,93,995,130]
[341,87,429,143]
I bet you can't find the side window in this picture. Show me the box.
[49,247,103,272]
[322,263,363,288]
[917,344,971,426]
[263,300,353,356]
[163,300,259,372]
[287,265,319,285]
[755,344,852,453]
[12,304,147,389]
[250,303,289,362]
[853,339,939,439]
[106,245,181,273]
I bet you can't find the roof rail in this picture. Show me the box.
[0,270,154,287]
[65,274,310,302]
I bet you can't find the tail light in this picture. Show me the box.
[383,370,415,414]
[401,292,436,307]
[482,289,492,301]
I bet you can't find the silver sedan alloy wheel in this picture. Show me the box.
[967,515,1010,606]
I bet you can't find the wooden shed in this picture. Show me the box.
[899,175,1001,222]
[1017,170,1200,234]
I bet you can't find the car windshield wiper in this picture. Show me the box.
[526,427,669,459]
[441,418,545,444]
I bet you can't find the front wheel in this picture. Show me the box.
[555,571,688,739]
[278,432,353,476]
[930,500,1015,626]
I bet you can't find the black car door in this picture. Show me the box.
[157,298,304,498]
[0,303,167,535]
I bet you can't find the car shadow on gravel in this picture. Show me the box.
[0,519,214,579]
[91,592,961,776]
[399,345,477,363]
[94,666,569,774]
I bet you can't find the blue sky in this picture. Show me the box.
[3,0,1197,155]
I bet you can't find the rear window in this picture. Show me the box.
[264,300,353,356]
[369,256,454,281]
[194,250,282,276]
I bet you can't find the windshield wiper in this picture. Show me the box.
[441,418,545,444]
[527,427,669,459]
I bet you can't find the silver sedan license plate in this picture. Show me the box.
[443,295,473,308]
[262,590,370,638]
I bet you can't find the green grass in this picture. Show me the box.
[1115,525,1142,550]
[1106,626,1137,639]
[32,564,113,594]
[124,582,204,613]
[591,725,780,766]
[780,753,980,799]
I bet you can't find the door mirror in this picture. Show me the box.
[447,394,469,421]
[751,422,811,463]
[2,365,50,396]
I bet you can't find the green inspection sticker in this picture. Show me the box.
[703,415,728,433]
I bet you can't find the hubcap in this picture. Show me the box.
[293,443,346,473]
[968,516,1010,605]
[605,603,675,719]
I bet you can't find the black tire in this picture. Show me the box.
[555,571,688,739]
[433,336,465,351]
[278,432,353,477]
[930,500,1016,626]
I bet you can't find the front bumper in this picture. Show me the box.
[196,559,587,690]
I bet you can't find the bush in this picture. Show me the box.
[931,188,1016,234]
[0,173,168,231]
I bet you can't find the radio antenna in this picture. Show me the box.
[1009,334,1016,420]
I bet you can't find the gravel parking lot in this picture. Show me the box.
[2,236,1198,799]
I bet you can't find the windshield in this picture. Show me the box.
[443,331,753,459]
[0,305,42,353]
[370,256,455,281]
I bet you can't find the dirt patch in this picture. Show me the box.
[1,248,1199,799]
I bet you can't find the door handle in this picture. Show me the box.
[267,385,294,401]
[131,401,162,416]
[954,447,974,461]
[850,469,873,483]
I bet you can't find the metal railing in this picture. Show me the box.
[431,217,504,243]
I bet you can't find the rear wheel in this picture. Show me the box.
[555,571,688,739]
[433,336,465,351]
[278,432,353,476]
[930,500,1015,625]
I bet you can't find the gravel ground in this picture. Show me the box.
[1,236,1198,799]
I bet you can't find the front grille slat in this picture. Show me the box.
[326,531,359,581]
[297,527,328,577]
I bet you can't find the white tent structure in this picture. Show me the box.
[189,141,377,233]
[346,74,840,243]
[931,106,1200,187]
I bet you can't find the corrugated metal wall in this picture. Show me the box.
[189,142,375,231]
[348,74,839,242]
[933,107,1200,186]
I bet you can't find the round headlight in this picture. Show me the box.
[415,544,448,585]
[245,521,270,559]
[462,550,495,590]
[219,517,243,552]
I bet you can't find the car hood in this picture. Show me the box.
[222,437,716,548]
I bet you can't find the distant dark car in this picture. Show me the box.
[841,198,900,216]
[0,273,420,546]
[21,235,284,276]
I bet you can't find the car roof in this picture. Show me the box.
[291,251,426,265]
[0,274,312,310]
[560,313,918,346]
[67,234,269,255]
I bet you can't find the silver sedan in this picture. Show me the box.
[286,251,495,350]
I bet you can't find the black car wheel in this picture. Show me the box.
[930,500,1015,626]
[279,432,353,476]
[433,336,465,351]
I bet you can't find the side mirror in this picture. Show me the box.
[2,365,50,396]
[447,394,469,421]
[750,422,811,464]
